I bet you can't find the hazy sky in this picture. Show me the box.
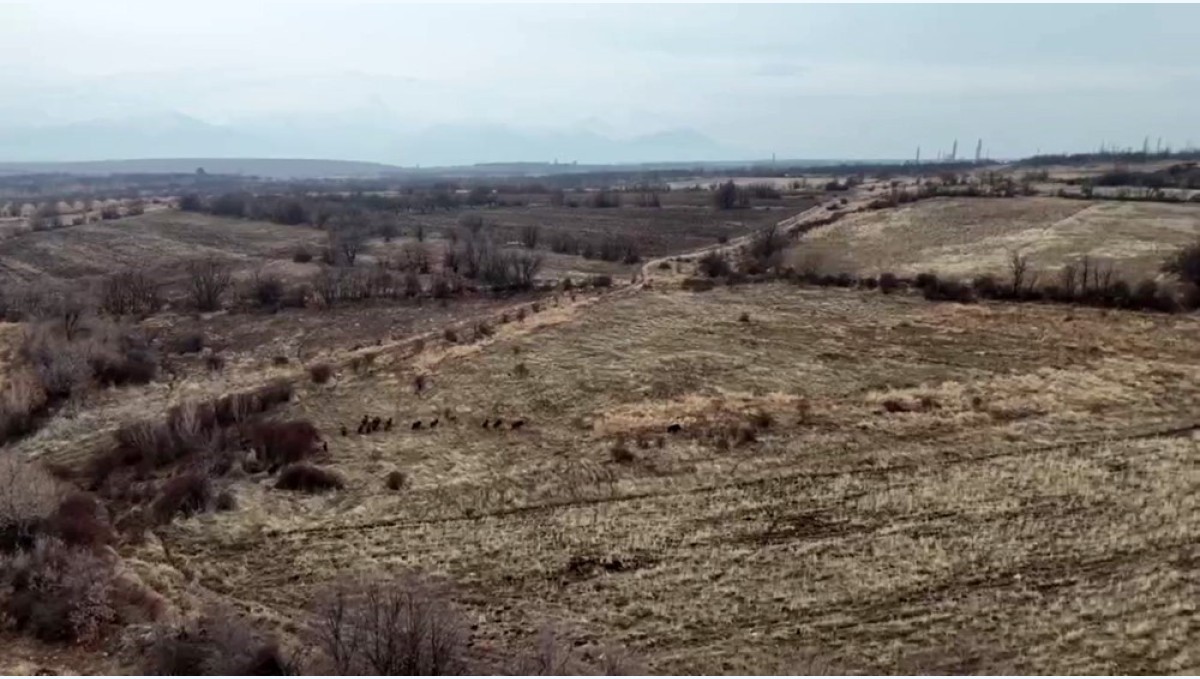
[1,2,1198,161]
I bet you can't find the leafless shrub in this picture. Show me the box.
[0,455,61,549]
[143,605,297,675]
[0,537,116,643]
[1162,239,1200,287]
[47,492,114,550]
[245,420,321,471]
[311,573,467,675]
[697,251,732,278]
[276,464,343,493]
[185,257,233,312]
[743,223,788,273]
[151,473,213,524]
[309,363,333,384]
[610,439,635,464]
[520,224,541,249]
[171,332,205,354]
[385,470,407,491]
[247,270,285,309]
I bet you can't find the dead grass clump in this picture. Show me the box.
[697,251,732,278]
[738,311,751,323]
[171,332,205,354]
[385,470,407,491]
[879,272,901,293]
[143,605,296,675]
[0,455,61,551]
[205,353,226,372]
[276,464,344,493]
[923,279,976,303]
[272,355,289,366]
[735,427,758,446]
[0,537,117,644]
[311,573,466,675]
[474,320,495,338]
[513,362,530,379]
[750,410,774,429]
[309,363,334,384]
[610,440,636,464]
[46,493,113,549]
[151,473,213,524]
[443,328,459,343]
[0,372,49,445]
[245,420,321,471]
[681,277,717,292]
[214,489,237,512]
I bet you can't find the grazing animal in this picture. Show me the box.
[359,415,370,433]
[383,418,393,432]
[492,418,504,429]
[340,426,348,437]
[511,420,525,430]
[667,423,682,434]
[322,441,329,453]
[430,418,439,429]
[412,420,423,430]
[370,416,382,432]
[481,419,490,428]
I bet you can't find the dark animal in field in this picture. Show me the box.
[511,420,525,430]
[412,420,423,430]
[370,416,382,432]
[481,419,490,428]
[340,426,348,437]
[429,418,439,429]
[322,441,329,453]
[492,418,504,429]
[358,415,370,434]
[383,418,393,432]
[667,423,682,434]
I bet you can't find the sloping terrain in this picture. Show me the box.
[796,197,1200,280]
[105,283,1200,674]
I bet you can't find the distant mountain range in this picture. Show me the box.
[0,113,750,168]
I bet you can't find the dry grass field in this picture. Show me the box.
[3,181,1200,674]
[0,211,328,286]
[795,196,1200,281]
[17,282,1186,674]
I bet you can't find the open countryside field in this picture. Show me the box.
[3,169,1200,675]
[0,211,328,287]
[795,196,1200,281]
[13,282,1191,674]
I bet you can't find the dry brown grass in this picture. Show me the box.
[132,282,1200,674]
[4,187,1200,673]
[796,196,1200,280]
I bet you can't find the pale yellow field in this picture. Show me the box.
[93,282,1200,674]
[795,197,1200,281]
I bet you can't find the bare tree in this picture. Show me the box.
[330,229,366,267]
[186,257,233,312]
[1008,248,1031,296]
[311,573,466,676]
[510,250,544,289]
[520,224,541,249]
[100,268,161,317]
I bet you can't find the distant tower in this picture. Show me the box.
[915,146,921,165]
[950,139,958,162]
[1143,136,1150,155]
[975,139,982,163]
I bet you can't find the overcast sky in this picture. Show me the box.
[1,2,1198,161]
